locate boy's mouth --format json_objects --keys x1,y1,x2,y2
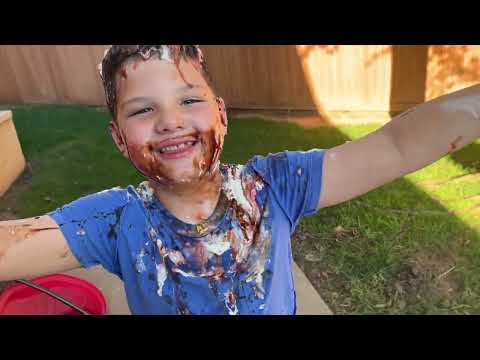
[
  {"x1": 158, "y1": 140, "x2": 197, "y2": 154},
  {"x1": 153, "y1": 136, "x2": 199, "y2": 160}
]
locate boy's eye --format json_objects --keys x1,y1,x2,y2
[
  {"x1": 182, "y1": 99, "x2": 203, "y2": 106},
  {"x1": 129, "y1": 107, "x2": 154, "y2": 117}
]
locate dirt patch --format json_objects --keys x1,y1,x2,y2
[
  {"x1": 306, "y1": 267, "x2": 351, "y2": 314},
  {"x1": 293, "y1": 223, "x2": 467, "y2": 314},
  {"x1": 292, "y1": 226, "x2": 356, "y2": 314},
  {"x1": 389, "y1": 250, "x2": 463, "y2": 308},
  {"x1": 0, "y1": 210, "x2": 18, "y2": 221},
  {"x1": 0, "y1": 162, "x2": 34, "y2": 220}
]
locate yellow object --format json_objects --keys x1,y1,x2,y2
[{"x1": 0, "y1": 111, "x2": 26, "y2": 197}]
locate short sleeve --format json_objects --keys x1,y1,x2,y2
[
  {"x1": 248, "y1": 149, "x2": 325, "y2": 228},
  {"x1": 48, "y1": 187, "x2": 130, "y2": 277}
]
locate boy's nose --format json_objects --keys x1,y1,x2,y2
[{"x1": 154, "y1": 111, "x2": 184, "y2": 133}]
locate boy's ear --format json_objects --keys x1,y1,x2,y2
[
  {"x1": 109, "y1": 120, "x2": 129, "y2": 158},
  {"x1": 216, "y1": 97, "x2": 228, "y2": 128}
]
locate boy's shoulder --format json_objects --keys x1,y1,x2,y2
[
  {"x1": 246, "y1": 149, "x2": 325, "y2": 180},
  {"x1": 52, "y1": 185, "x2": 142, "y2": 218},
  {"x1": 246, "y1": 151, "x2": 287, "y2": 177},
  {"x1": 245, "y1": 150, "x2": 305, "y2": 187}
]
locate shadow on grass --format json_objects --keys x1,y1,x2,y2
[{"x1": 450, "y1": 143, "x2": 480, "y2": 174}]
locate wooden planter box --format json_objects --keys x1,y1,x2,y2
[{"x1": 0, "y1": 111, "x2": 26, "y2": 197}]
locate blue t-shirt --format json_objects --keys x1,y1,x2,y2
[{"x1": 49, "y1": 150, "x2": 325, "y2": 315}]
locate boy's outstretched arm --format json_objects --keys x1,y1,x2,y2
[
  {"x1": 0, "y1": 216, "x2": 81, "y2": 281},
  {"x1": 318, "y1": 84, "x2": 480, "y2": 209}
]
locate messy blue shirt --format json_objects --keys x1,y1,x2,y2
[{"x1": 49, "y1": 150, "x2": 325, "y2": 315}]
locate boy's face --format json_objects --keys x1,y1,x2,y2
[{"x1": 110, "y1": 56, "x2": 227, "y2": 185}]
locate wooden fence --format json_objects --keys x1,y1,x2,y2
[{"x1": 0, "y1": 45, "x2": 479, "y2": 114}]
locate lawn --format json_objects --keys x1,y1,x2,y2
[{"x1": 1, "y1": 104, "x2": 480, "y2": 314}]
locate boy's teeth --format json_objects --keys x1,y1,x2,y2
[{"x1": 159, "y1": 141, "x2": 195, "y2": 153}]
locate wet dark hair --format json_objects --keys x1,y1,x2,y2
[{"x1": 98, "y1": 45, "x2": 216, "y2": 119}]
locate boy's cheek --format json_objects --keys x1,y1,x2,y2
[
  {"x1": 190, "y1": 105, "x2": 221, "y2": 131},
  {"x1": 122, "y1": 122, "x2": 152, "y2": 145},
  {"x1": 126, "y1": 142, "x2": 170, "y2": 182}
]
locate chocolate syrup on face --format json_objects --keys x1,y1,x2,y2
[
  {"x1": 121, "y1": 124, "x2": 224, "y2": 187},
  {"x1": 116, "y1": 49, "x2": 227, "y2": 187}
]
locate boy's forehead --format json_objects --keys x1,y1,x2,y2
[
  {"x1": 117, "y1": 56, "x2": 208, "y2": 89},
  {"x1": 123, "y1": 46, "x2": 175, "y2": 67},
  {"x1": 98, "y1": 45, "x2": 205, "y2": 78},
  {"x1": 98, "y1": 45, "x2": 173, "y2": 73}
]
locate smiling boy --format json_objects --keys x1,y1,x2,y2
[{"x1": 1, "y1": 45, "x2": 479, "y2": 314}]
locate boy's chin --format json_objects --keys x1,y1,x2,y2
[{"x1": 158, "y1": 168, "x2": 205, "y2": 185}]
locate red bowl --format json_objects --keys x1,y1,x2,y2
[{"x1": 0, "y1": 274, "x2": 107, "y2": 315}]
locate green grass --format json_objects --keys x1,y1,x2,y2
[{"x1": 1, "y1": 104, "x2": 480, "y2": 314}]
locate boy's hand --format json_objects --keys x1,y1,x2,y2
[
  {"x1": 318, "y1": 84, "x2": 480, "y2": 209},
  {"x1": 0, "y1": 216, "x2": 80, "y2": 281}
]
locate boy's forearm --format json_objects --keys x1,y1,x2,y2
[
  {"x1": 0, "y1": 217, "x2": 79, "y2": 281},
  {"x1": 382, "y1": 84, "x2": 480, "y2": 174}
]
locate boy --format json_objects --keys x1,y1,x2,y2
[{"x1": 0, "y1": 45, "x2": 479, "y2": 314}]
